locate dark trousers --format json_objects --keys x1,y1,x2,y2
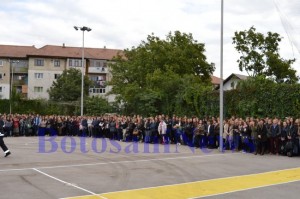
[
  {"x1": 185, "y1": 133, "x2": 194, "y2": 146},
  {"x1": 33, "y1": 125, "x2": 39, "y2": 136},
  {"x1": 38, "y1": 127, "x2": 46, "y2": 136},
  {"x1": 256, "y1": 140, "x2": 266, "y2": 154},
  {"x1": 0, "y1": 136, "x2": 9, "y2": 152},
  {"x1": 233, "y1": 134, "x2": 240, "y2": 151},
  {"x1": 194, "y1": 135, "x2": 200, "y2": 148},
  {"x1": 269, "y1": 137, "x2": 279, "y2": 154},
  {"x1": 194, "y1": 135, "x2": 206, "y2": 148},
  {"x1": 208, "y1": 135, "x2": 216, "y2": 148},
  {"x1": 92, "y1": 127, "x2": 99, "y2": 138},
  {"x1": 175, "y1": 129, "x2": 182, "y2": 144}
]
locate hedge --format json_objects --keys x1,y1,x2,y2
[{"x1": 1, "y1": 78, "x2": 299, "y2": 118}]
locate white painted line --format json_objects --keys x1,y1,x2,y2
[
  {"x1": 58, "y1": 194, "x2": 99, "y2": 199},
  {"x1": 0, "y1": 168, "x2": 33, "y2": 172},
  {"x1": 35, "y1": 154, "x2": 237, "y2": 169},
  {"x1": 32, "y1": 168, "x2": 107, "y2": 199},
  {"x1": 0, "y1": 152, "x2": 237, "y2": 172},
  {"x1": 99, "y1": 167, "x2": 300, "y2": 197},
  {"x1": 38, "y1": 153, "x2": 233, "y2": 170}
]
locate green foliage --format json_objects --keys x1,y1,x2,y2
[
  {"x1": 0, "y1": 97, "x2": 115, "y2": 116},
  {"x1": 0, "y1": 100, "x2": 9, "y2": 114},
  {"x1": 48, "y1": 68, "x2": 93, "y2": 101},
  {"x1": 109, "y1": 31, "x2": 215, "y2": 116},
  {"x1": 11, "y1": 87, "x2": 21, "y2": 102},
  {"x1": 225, "y1": 77, "x2": 300, "y2": 118},
  {"x1": 85, "y1": 96, "x2": 114, "y2": 115},
  {"x1": 175, "y1": 74, "x2": 216, "y2": 117},
  {"x1": 1, "y1": 77, "x2": 299, "y2": 118},
  {"x1": 233, "y1": 26, "x2": 298, "y2": 83}
]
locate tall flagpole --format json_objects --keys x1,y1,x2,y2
[{"x1": 219, "y1": 0, "x2": 224, "y2": 152}]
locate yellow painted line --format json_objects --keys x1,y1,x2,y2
[{"x1": 66, "y1": 167, "x2": 300, "y2": 199}]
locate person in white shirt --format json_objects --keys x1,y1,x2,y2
[
  {"x1": 158, "y1": 116, "x2": 167, "y2": 144},
  {"x1": 87, "y1": 117, "x2": 93, "y2": 137}
]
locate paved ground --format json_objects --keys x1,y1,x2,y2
[{"x1": 0, "y1": 137, "x2": 299, "y2": 199}]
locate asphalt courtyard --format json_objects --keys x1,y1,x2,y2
[{"x1": 0, "y1": 136, "x2": 299, "y2": 199}]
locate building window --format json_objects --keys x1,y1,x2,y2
[
  {"x1": 96, "y1": 61, "x2": 101, "y2": 67},
  {"x1": 89, "y1": 76, "x2": 97, "y2": 82},
  {"x1": 34, "y1": 87, "x2": 43, "y2": 92},
  {"x1": 34, "y1": 73, "x2": 43, "y2": 79},
  {"x1": 103, "y1": 62, "x2": 107, "y2": 67},
  {"x1": 54, "y1": 59, "x2": 60, "y2": 67},
  {"x1": 69, "y1": 59, "x2": 82, "y2": 67},
  {"x1": 75, "y1": 60, "x2": 80, "y2": 67},
  {"x1": 0, "y1": 73, "x2": 3, "y2": 79},
  {"x1": 34, "y1": 59, "x2": 44, "y2": 66},
  {"x1": 0, "y1": 60, "x2": 3, "y2": 66},
  {"x1": 0, "y1": 86, "x2": 2, "y2": 93},
  {"x1": 54, "y1": 74, "x2": 60, "y2": 79},
  {"x1": 89, "y1": 88, "x2": 106, "y2": 94}
]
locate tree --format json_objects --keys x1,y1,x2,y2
[
  {"x1": 233, "y1": 26, "x2": 298, "y2": 83},
  {"x1": 48, "y1": 68, "x2": 92, "y2": 101},
  {"x1": 85, "y1": 96, "x2": 114, "y2": 115},
  {"x1": 109, "y1": 31, "x2": 215, "y2": 116}
]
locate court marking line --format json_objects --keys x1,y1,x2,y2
[
  {"x1": 64, "y1": 179, "x2": 300, "y2": 199},
  {"x1": 58, "y1": 166, "x2": 300, "y2": 199},
  {"x1": 187, "y1": 179, "x2": 300, "y2": 199},
  {"x1": 63, "y1": 167, "x2": 300, "y2": 199},
  {"x1": 32, "y1": 168, "x2": 107, "y2": 199},
  {"x1": 99, "y1": 166, "x2": 300, "y2": 195},
  {"x1": 0, "y1": 152, "x2": 236, "y2": 172}
]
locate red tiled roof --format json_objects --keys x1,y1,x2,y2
[
  {"x1": 211, "y1": 75, "x2": 222, "y2": 85},
  {"x1": 27, "y1": 45, "x2": 122, "y2": 60},
  {"x1": 0, "y1": 45, "x2": 37, "y2": 58},
  {"x1": 0, "y1": 44, "x2": 122, "y2": 60}
]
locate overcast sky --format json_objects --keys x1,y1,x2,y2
[{"x1": 1, "y1": 0, "x2": 299, "y2": 78}]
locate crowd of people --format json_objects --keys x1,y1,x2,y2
[{"x1": 1, "y1": 113, "x2": 300, "y2": 157}]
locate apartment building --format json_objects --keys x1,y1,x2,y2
[
  {"x1": 0, "y1": 58, "x2": 10, "y2": 99},
  {"x1": 88, "y1": 57, "x2": 115, "y2": 102},
  {"x1": 0, "y1": 45, "x2": 37, "y2": 99},
  {"x1": 0, "y1": 44, "x2": 121, "y2": 101}
]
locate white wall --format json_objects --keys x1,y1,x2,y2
[
  {"x1": 223, "y1": 78, "x2": 239, "y2": 91},
  {"x1": 0, "y1": 84, "x2": 10, "y2": 99},
  {"x1": 106, "y1": 86, "x2": 116, "y2": 102},
  {"x1": 27, "y1": 70, "x2": 63, "y2": 99}
]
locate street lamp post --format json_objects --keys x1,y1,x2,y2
[
  {"x1": 10, "y1": 61, "x2": 14, "y2": 115},
  {"x1": 74, "y1": 26, "x2": 92, "y2": 116},
  {"x1": 219, "y1": 0, "x2": 224, "y2": 152},
  {"x1": 10, "y1": 60, "x2": 19, "y2": 115}
]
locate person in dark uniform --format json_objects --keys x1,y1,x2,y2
[
  {"x1": 269, "y1": 119, "x2": 281, "y2": 155},
  {"x1": 0, "y1": 117, "x2": 11, "y2": 157},
  {"x1": 256, "y1": 119, "x2": 267, "y2": 155},
  {"x1": 206, "y1": 120, "x2": 215, "y2": 149}
]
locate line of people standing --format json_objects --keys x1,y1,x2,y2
[{"x1": 1, "y1": 113, "x2": 299, "y2": 157}]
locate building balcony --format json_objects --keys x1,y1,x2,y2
[
  {"x1": 13, "y1": 79, "x2": 28, "y2": 86},
  {"x1": 88, "y1": 66, "x2": 108, "y2": 74},
  {"x1": 13, "y1": 67, "x2": 28, "y2": 73},
  {"x1": 89, "y1": 87, "x2": 106, "y2": 95}
]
